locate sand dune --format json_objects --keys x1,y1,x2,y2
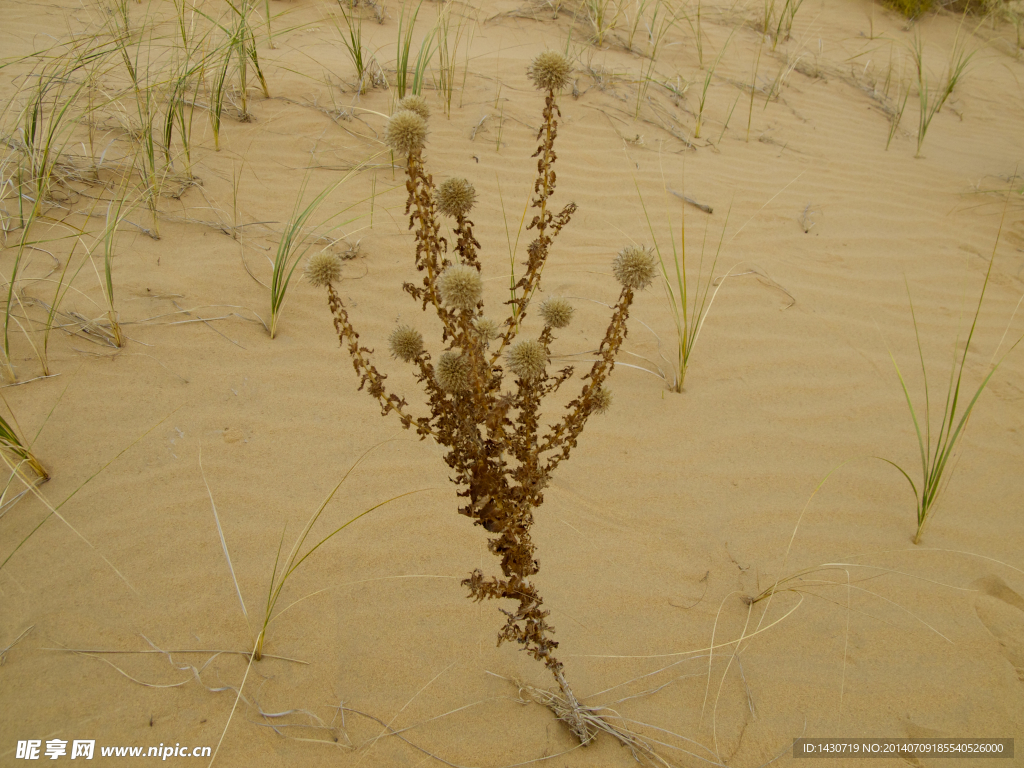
[{"x1": 1, "y1": 0, "x2": 1023, "y2": 765}]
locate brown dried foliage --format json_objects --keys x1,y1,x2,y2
[{"x1": 322, "y1": 75, "x2": 645, "y2": 744}]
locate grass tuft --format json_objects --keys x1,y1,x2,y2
[
  {"x1": 252, "y1": 446, "x2": 428, "y2": 661},
  {"x1": 394, "y1": 1, "x2": 424, "y2": 100},
  {"x1": 269, "y1": 166, "x2": 368, "y2": 339},
  {"x1": 336, "y1": 1, "x2": 370, "y2": 94},
  {"x1": 881, "y1": 210, "x2": 1024, "y2": 543},
  {"x1": 636, "y1": 175, "x2": 725, "y2": 392},
  {"x1": 909, "y1": 21, "x2": 975, "y2": 157}
]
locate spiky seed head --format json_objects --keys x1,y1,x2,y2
[
  {"x1": 397, "y1": 94, "x2": 430, "y2": 121},
  {"x1": 437, "y1": 264, "x2": 483, "y2": 310},
  {"x1": 473, "y1": 317, "x2": 501, "y2": 343},
  {"x1": 437, "y1": 177, "x2": 477, "y2": 218},
  {"x1": 528, "y1": 51, "x2": 572, "y2": 92},
  {"x1": 388, "y1": 325, "x2": 424, "y2": 362},
  {"x1": 384, "y1": 110, "x2": 427, "y2": 156},
  {"x1": 305, "y1": 251, "x2": 342, "y2": 287},
  {"x1": 539, "y1": 297, "x2": 574, "y2": 329},
  {"x1": 592, "y1": 386, "x2": 612, "y2": 415},
  {"x1": 435, "y1": 350, "x2": 471, "y2": 392},
  {"x1": 505, "y1": 339, "x2": 547, "y2": 380},
  {"x1": 613, "y1": 245, "x2": 657, "y2": 291}
]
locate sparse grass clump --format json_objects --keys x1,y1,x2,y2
[
  {"x1": 248, "y1": 450, "x2": 426, "y2": 661},
  {"x1": 394, "y1": 1, "x2": 436, "y2": 99},
  {"x1": 636, "y1": 179, "x2": 727, "y2": 393},
  {"x1": 270, "y1": 168, "x2": 364, "y2": 338},
  {"x1": 317, "y1": 51, "x2": 652, "y2": 744},
  {"x1": 909, "y1": 26, "x2": 975, "y2": 157},
  {"x1": 882, "y1": 216, "x2": 1024, "y2": 543},
  {"x1": 583, "y1": 0, "x2": 621, "y2": 46},
  {"x1": 335, "y1": 2, "x2": 370, "y2": 93},
  {"x1": 762, "y1": 0, "x2": 806, "y2": 44}
]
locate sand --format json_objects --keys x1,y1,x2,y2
[{"x1": 1, "y1": 0, "x2": 1023, "y2": 765}]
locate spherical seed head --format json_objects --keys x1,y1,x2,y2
[
  {"x1": 613, "y1": 245, "x2": 657, "y2": 291},
  {"x1": 435, "y1": 350, "x2": 471, "y2": 392},
  {"x1": 528, "y1": 51, "x2": 572, "y2": 92},
  {"x1": 384, "y1": 110, "x2": 427, "y2": 156},
  {"x1": 437, "y1": 177, "x2": 477, "y2": 218},
  {"x1": 592, "y1": 386, "x2": 612, "y2": 415},
  {"x1": 305, "y1": 251, "x2": 342, "y2": 287},
  {"x1": 388, "y1": 324, "x2": 424, "y2": 362},
  {"x1": 539, "y1": 297, "x2": 574, "y2": 329},
  {"x1": 437, "y1": 264, "x2": 483, "y2": 311},
  {"x1": 505, "y1": 339, "x2": 547, "y2": 380},
  {"x1": 473, "y1": 317, "x2": 501, "y2": 343},
  {"x1": 397, "y1": 94, "x2": 430, "y2": 121}
]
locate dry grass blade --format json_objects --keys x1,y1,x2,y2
[
  {"x1": 1, "y1": 625, "x2": 34, "y2": 663},
  {"x1": 0, "y1": 407, "x2": 177, "y2": 577},
  {"x1": 209, "y1": 637, "x2": 258, "y2": 767},
  {"x1": 514, "y1": 676, "x2": 711, "y2": 767},
  {"x1": 198, "y1": 441, "x2": 249, "y2": 626},
  {"x1": 1, "y1": 458, "x2": 137, "y2": 593},
  {"x1": 580, "y1": 595, "x2": 805, "y2": 660},
  {"x1": 357, "y1": 660, "x2": 458, "y2": 765},
  {"x1": 45, "y1": 646, "x2": 306, "y2": 663}
]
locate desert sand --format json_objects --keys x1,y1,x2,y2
[{"x1": 1, "y1": 0, "x2": 1023, "y2": 765}]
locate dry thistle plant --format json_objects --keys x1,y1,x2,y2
[{"x1": 313, "y1": 51, "x2": 655, "y2": 744}]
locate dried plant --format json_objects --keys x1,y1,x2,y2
[{"x1": 315, "y1": 52, "x2": 654, "y2": 743}]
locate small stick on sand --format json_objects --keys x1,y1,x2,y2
[{"x1": 667, "y1": 187, "x2": 713, "y2": 214}]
